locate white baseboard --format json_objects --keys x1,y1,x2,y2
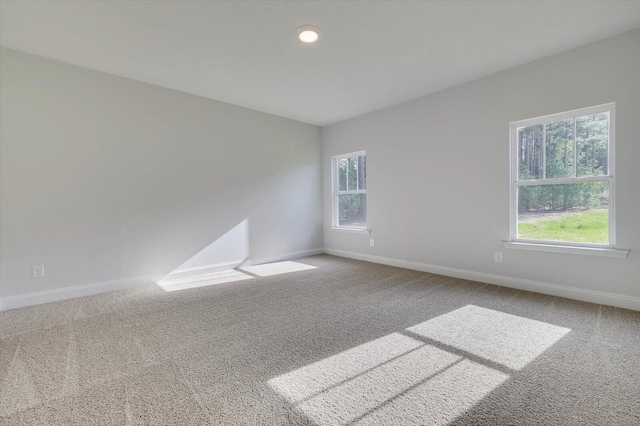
[
  {"x1": 156, "y1": 248, "x2": 324, "y2": 284},
  {"x1": 323, "y1": 248, "x2": 640, "y2": 311},
  {"x1": 160, "y1": 260, "x2": 245, "y2": 282},
  {"x1": 242, "y1": 248, "x2": 325, "y2": 267},
  {"x1": 0, "y1": 248, "x2": 325, "y2": 312},
  {"x1": 0, "y1": 273, "x2": 166, "y2": 312}
]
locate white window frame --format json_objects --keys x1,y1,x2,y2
[
  {"x1": 506, "y1": 103, "x2": 627, "y2": 257},
  {"x1": 331, "y1": 150, "x2": 369, "y2": 234}
]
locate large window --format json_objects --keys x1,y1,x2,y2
[
  {"x1": 332, "y1": 151, "x2": 367, "y2": 229},
  {"x1": 510, "y1": 103, "x2": 615, "y2": 248}
]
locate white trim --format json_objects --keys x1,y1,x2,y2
[
  {"x1": 509, "y1": 103, "x2": 617, "y2": 249},
  {"x1": 241, "y1": 248, "x2": 324, "y2": 267},
  {"x1": 510, "y1": 103, "x2": 616, "y2": 128},
  {"x1": 608, "y1": 104, "x2": 616, "y2": 246},
  {"x1": 0, "y1": 248, "x2": 324, "y2": 312},
  {"x1": 510, "y1": 236, "x2": 615, "y2": 250},
  {"x1": 323, "y1": 247, "x2": 640, "y2": 311},
  {"x1": 332, "y1": 150, "x2": 367, "y2": 229},
  {"x1": 333, "y1": 149, "x2": 366, "y2": 160},
  {"x1": 330, "y1": 226, "x2": 371, "y2": 235},
  {"x1": 503, "y1": 242, "x2": 628, "y2": 258},
  {"x1": 513, "y1": 175, "x2": 612, "y2": 186},
  {"x1": 0, "y1": 273, "x2": 166, "y2": 312},
  {"x1": 162, "y1": 260, "x2": 244, "y2": 280},
  {"x1": 335, "y1": 190, "x2": 367, "y2": 195}
]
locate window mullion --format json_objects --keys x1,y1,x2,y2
[
  {"x1": 514, "y1": 176, "x2": 610, "y2": 186},
  {"x1": 345, "y1": 157, "x2": 349, "y2": 191},
  {"x1": 337, "y1": 190, "x2": 366, "y2": 195},
  {"x1": 355, "y1": 157, "x2": 359, "y2": 190},
  {"x1": 542, "y1": 123, "x2": 546, "y2": 179},
  {"x1": 333, "y1": 158, "x2": 338, "y2": 227},
  {"x1": 573, "y1": 118, "x2": 577, "y2": 178}
]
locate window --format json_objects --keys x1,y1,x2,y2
[
  {"x1": 510, "y1": 103, "x2": 615, "y2": 248},
  {"x1": 332, "y1": 151, "x2": 367, "y2": 230}
]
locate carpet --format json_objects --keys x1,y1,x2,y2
[{"x1": 1, "y1": 255, "x2": 638, "y2": 425}]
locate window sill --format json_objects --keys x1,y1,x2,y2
[
  {"x1": 330, "y1": 226, "x2": 371, "y2": 235},
  {"x1": 503, "y1": 242, "x2": 629, "y2": 258}
]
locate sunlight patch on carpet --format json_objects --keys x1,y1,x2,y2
[
  {"x1": 269, "y1": 305, "x2": 570, "y2": 425},
  {"x1": 269, "y1": 333, "x2": 423, "y2": 403},
  {"x1": 239, "y1": 261, "x2": 316, "y2": 277},
  {"x1": 352, "y1": 359, "x2": 508, "y2": 426},
  {"x1": 294, "y1": 345, "x2": 467, "y2": 425},
  {"x1": 407, "y1": 305, "x2": 571, "y2": 370},
  {"x1": 156, "y1": 270, "x2": 253, "y2": 292},
  {"x1": 156, "y1": 260, "x2": 316, "y2": 292}
]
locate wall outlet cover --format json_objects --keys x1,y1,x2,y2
[{"x1": 32, "y1": 265, "x2": 45, "y2": 278}]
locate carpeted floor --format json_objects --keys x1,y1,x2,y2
[{"x1": 1, "y1": 254, "x2": 639, "y2": 425}]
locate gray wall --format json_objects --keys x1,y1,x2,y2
[
  {"x1": 2, "y1": 29, "x2": 639, "y2": 309},
  {"x1": 1, "y1": 47, "x2": 323, "y2": 300},
  {"x1": 323, "y1": 30, "x2": 640, "y2": 302}
]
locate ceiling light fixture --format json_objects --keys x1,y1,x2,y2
[{"x1": 296, "y1": 25, "x2": 321, "y2": 43}]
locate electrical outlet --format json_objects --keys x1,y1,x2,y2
[
  {"x1": 370, "y1": 239, "x2": 375, "y2": 247},
  {"x1": 494, "y1": 252, "x2": 503, "y2": 263},
  {"x1": 32, "y1": 265, "x2": 45, "y2": 278}
]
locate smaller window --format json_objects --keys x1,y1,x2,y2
[
  {"x1": 510, "y1": 103, "x2": 615, "y2": 248},
  {"x1": 332, "y1": 151, "x2": 367, "y2": 229}
]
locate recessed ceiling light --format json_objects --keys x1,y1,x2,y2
[{"x1": 296, "y1": 25, "x2": 321, "y2": 44}]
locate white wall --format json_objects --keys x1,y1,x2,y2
[
  {"x1": 0, "y1": 47, "x2": 323, "y2": 308},
  {"x1": 323, "y1": 29, "x2": 640, "y2": 308}
]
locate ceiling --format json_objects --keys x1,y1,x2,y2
[{"x1": 1, "y1": 1, "x2": 640, "y2": 126}]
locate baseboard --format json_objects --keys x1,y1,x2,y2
[
  {"x1": 323, "y1": 247, "x2": 640, "y2": 311},
  {"x1": 0, "y1": 273, "x2": 166, "y2": 312},
  {"x1": 2, "y1": 246, "x2": 636, "y2": 312},
  {"x1": 156, "y1": 248, "x2": 324, "y2": 284},
  {"x1": 160, "y1": 260, "x2": 245, "y2": 282},
  {"x1": 0, "y1": 247, "x2": 325, "y2": 312},
  {"x1": 242, "y1": 248, "x2": 325, "y2": 267}
]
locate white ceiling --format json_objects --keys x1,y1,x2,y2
[{"x1": 2, "y1": 1, "x2": 640, "y2": 126}]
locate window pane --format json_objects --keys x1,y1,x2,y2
[
  {"x1": 517, "y1": 182, "x2": 609, "y2": 244},
  {"x1": 357, "y1": 155, "x2": 366, "y2": 190},
  {"x1": 518, "y1": 124, "x2": 543, "y2": 180},
  {"x1": 545, "y1": 119, "x2": 574, "y2": 178},
  {"x1": 338, "y1": 194, "x2": 367, "y2": 227},
  {"x1": 576, "y1": 112, "x2": 608, "y2": 177},
  {"x1": 338, "y1": 158, "x2": 348, "y2": 191},
  {"x1": 348, "y1": 156, "x2": 359, "y2": 190}
]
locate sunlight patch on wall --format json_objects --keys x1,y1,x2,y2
[
  {"x1": 159, "y1": 219, "x2": 250, "y2": 282},
  {"x1": 157, "y1": 270, "x2": 253, "y2": 292},
  {"x1": 407, "y1": 305, "x2": 571, "y2": 370},
  {"x1": 239, "y1": 260, "x2": 316, "y2": 277}
]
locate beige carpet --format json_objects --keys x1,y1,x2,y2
[{"x1": 1, "y1": 254, "x2": 639, "y2": 425}]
